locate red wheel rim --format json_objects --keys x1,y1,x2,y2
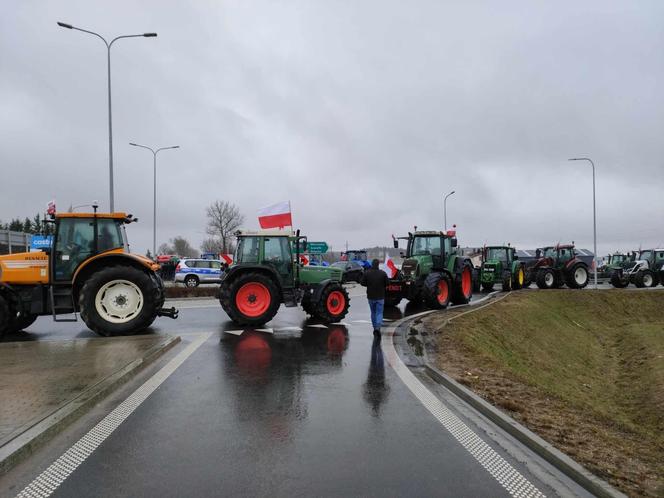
[
  {"x1": 235, "y1": 282, "x2": 271, "y2": 317},
  {"x1": 326, "y1": 290, "x2": 346, "y2": 316},
  {"x1": 437, "y1": 280, "x2": 449, "y2": 304},
  {"x1": 461, "y1": 268, "x2": 472, "y2": 297}
]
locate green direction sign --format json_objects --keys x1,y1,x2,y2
[{"x1": 306, "y1": 241, "x2": 328, "y2": 254}]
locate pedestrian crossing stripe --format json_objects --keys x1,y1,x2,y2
[
  {"x1": 308, "y1": 324, "x2": 328, "y2": 329},
  {"x1": 224, "y1": 329, "x2": 244, "y2": 336},
  {"x1": 256, "y1": 328, "x2": 274, "y2": 334}
]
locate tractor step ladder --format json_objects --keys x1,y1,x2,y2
[{"x1": 49, "y1": 285, "x2": 78, "y2": 322}]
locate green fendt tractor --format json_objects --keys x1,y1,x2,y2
[
  {"x1": 479, "y1": 246, "x2": 526, "y2": 292},
  {"x1": 610, "y1": 249, "x2": 664, "y2": 288},
  {"x1": 385, "y1": 229, "x2": 473, "y2": 309},
  {"x1": 219, "y1": 230, "x2": 350, "y2": 326}
]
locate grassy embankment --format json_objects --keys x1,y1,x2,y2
[{"x1": 423, "y1": 290, "x2": 664, "y2": 497}]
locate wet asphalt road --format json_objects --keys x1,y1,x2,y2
[{"x1": 3, "y1": 286, "x2": 594, "y2": 497}]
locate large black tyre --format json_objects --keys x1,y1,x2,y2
[
  {"x1": 481, "y1": 282, "x2": 494, "y2": 292},
  {"x1": 424, "y1": 272, "x2": 451, "y2": 309},
  {"x1": 502, "y1": 272, "x2": 512, "y2": 292},
  {"x1": 565, "y1": 263, "x2": 589, "y2": 289},
  {"x1": 220, "y1": 272, "x2": 280, "y2": 326},
  {"x1": 536, "y1": 269, "x2": 556, "y2": 289},
  {"x1": 79, "y1": 265, "x2": 161, "y2": 337},
  {"x1": 610, "y1": 271, "x2": 629, "y2": 288},
  {"x1": 451, "y1": 265, "x2": 473, "y2": 305},
  {"x1": 301, "y1": 294, "x2": 316, "y2": 316},
  {"x1": 384, "y1": 295, "x2": 402, "y2": 307},
  {"x1": 634, "y1": 269, "x2": 657, "y2": 288},
  {"x1": 314, "y1": 283, "x2": 350, "y2": 322},
  {"x1": 0, "y1": 294, "x2": 10, "y2": 338},
  {"x1": 8, "y1": 313, "x2": 38, "y2": 334}
]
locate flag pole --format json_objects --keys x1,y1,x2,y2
[{"x1": 289, "y1": 200, "x2": 293, "y2": 234}]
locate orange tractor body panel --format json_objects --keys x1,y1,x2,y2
[{"x1": 0, "y1": 252, "x2": 50, "y2": 285}]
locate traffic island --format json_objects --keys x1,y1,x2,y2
[
  {"x1": 0, "y1": 334, "x2": 180, "y2": 475},
  {"x1": 417, "y1": 290, "x2": 663, "y2": 498}
]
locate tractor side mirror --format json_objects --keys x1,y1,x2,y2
[
  {"x1": 514, "y1": 255, "x2": 519, "y2": 260},
  {"x1": 400, "y1": 251, "x2": 405, "y2": 258},
  {"x1": 393, "y1": 239, "x2": 399, "y2": 249},
  {"x1": 451, "y1": 238, "x2": 458, "y2": 248}
]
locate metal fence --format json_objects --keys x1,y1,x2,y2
[{"x1": 0, "y1": 230, "x2": 31, "y2": 254}]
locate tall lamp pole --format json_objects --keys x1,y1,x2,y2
[
  {"x1": 444, "y1": 190, "x2": 455, "y2": 231},
  {"x1": 129, "y1": 143, "x2": 179, "y2": 257},
  {"x1": 569, "y1": 157, "x2": 597, "y2": 289},
  {"x1": 57, "y1": 22, "x2": 157, "y2": 212}
]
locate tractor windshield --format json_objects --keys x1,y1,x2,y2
[
  {"x1": 639, "y1": 250, "x2": 653, "y2": 261},
  {"x1": 543, "y1": 247, "x2": 556, "y2": 258},
  {"x1": 486, "y1": 248, "x2": 508, "y2": 262},
  {"x1": 611, "y1": 254, "x2": 626, "y2": 264},
  {"x1": 235, "y1": 237, "x2": 260, "y2": 264},
  {"x1": 411, "y1": 236, "x2": 441, "y2": 256}
]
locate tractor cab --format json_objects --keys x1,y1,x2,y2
[
  {"x1": 341, "y1": 249, "x2": 371, "y2": 269},
  {"x1": 396, "y1": 231, "x2": 457, "y2": 277}
]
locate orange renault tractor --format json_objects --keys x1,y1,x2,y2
[{"x1": 0, "y1": 205, "x2": 177, "y2": 338}]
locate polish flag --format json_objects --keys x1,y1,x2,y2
[
  {"x1": 300, "y1": 254, "x2": 309, "y2": 265},
  {"x1": 258, "y1": 201, "x2": 292, "y2": 229},
  {"x1": 220, "y1": 254, "x2": 233, "y2": 265},
  {"x1": 383, "y1": 255, "x2": 398, "y2": 278}
]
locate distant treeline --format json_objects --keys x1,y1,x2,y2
[{"x1": 0, "y1": 214, "x2": 54, "y2": 235}]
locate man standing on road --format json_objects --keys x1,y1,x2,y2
[{"x1": 361, "y1": 259, "x2": 388, "y2": 338}]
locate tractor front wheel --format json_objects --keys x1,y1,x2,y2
[
  {"x1": 9, "y1": 312, "x2": 38, "y2": 334},
  {"x1": 513, "y1": 266, "x2": 525, "y2": 290},
  {"x1": 0, "y1": 295, "x2": 10, "y2": 338},
  {"x1": 79, "y1": 265, "x2": 161, "y2": 337},
  {"x1": 634, "y1": 269, "x2": 657, "y2": 288},
  {"x1": 502, "y1": 272, "x2": 512, "y2": 292},
  {"x1": 424, "y1": 273, "x2": 451, "y2": 309},
  {"x1": 384, "y1": 296, "x2": 402, "y2": 307},
  {"x1": 314, "y1": 283, "x2": 350, "y2": 322},
  {"x1": 536, "y1": 269, "x2": 556, "y2": 289},
  {"x1": 221, "y1": 272, "x2": 280, "y2": 326},
  {"x1": 610, "y1": 271, "x2": 629, "y2": 288},
  {"x1": 451, "y1": 265, "x2": 473, "y2": 305},
  {"x1": 481, "y1": 282, "x2": 494, "y2": 292}
]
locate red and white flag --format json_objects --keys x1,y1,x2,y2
[
  {"x1": 258, "y1": 201, "x2": 292, "y2": 229},
  {"x1": 383, "y1": 255, "x2": 398, "y2": 278}
]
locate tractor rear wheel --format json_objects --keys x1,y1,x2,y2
[
  {"x1": 79, "y1": 265, "x2": 161, "y2": 337},
  {"x1": 221, "y1": 272, "x2": 280, "y2": 326},
  {"x1": 314, "y1": 283, "x2": 350, "y2": 322},
  {"x1": 565, "y1": 264, "x2": 589, "y2": 289},
  {"x1": 536, "y1": 269, "x2": 556, "y2": 289},
  {"x1": 424, "y1": 273, "x2": 451, "y2": 309},
  {"x1": 634, "y1": 269, "x2": 657, "y2": 288},
  {"x1": 0, "y1": 295, "x2": 10, "y2": 338},
  {"x1": 8, "y1": 312, "x2": 38, "y2": 334},
  {"x1": 610, "y1": 271, "x2": 629, "y2": 288},
  {"x1": 513, "y1": 266, "x2": 525, "y2": 290},
  {"x1": 451, "y1": 265, "x2": 473, "y2": 305}
]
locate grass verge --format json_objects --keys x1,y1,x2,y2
[{"x1": 422, "y1": 290, "x2": 664, "y2": 497}]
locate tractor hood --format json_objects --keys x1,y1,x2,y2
[
  {"x1": 300, "y1": 265, "x2": 343, "y2": 284},
  {"x1": 401, "y1": 255, "x2": 432, "y2": 279},
  {"x1": 0, "y1": 251, "x2": 50, "y2": 285}
]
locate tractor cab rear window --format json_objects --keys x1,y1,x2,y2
[
  {"x1": 412, "y1": 236, "x2": 441, "y2": 256},
  {"x1": 487, "y1": 248, "x2": 508, "y2": 262},
  {"x1": 236, "y1": 237, "x2": 260, "y2": 264}
]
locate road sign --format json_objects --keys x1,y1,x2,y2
[
  {"x1": 31, "y1": 235, "x2": 53, "y2": 250},
  {"x1": 306, "y1": 241, "x2": 328, "y2": 254}
]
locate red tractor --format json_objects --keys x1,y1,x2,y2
[{"x1": 529, "y1": 244, "x2": 590, "y2": 289}]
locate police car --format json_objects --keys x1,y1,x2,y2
[{"x1": 175, "y1": 258, "x2": 224, "y2": 287}]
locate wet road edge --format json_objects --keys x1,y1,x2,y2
[
  {"x1": 0, "y1": 335, "x2": 181, "y2": 476},
  {"x1": 388, "y1": 295, "x2": 626, "y2": 498}
]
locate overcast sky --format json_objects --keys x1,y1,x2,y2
[{"x1": 2, "y1": 1, "x2": 663, "y2": 256}]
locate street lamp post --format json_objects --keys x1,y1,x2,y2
[
  {"x1": 444, "y1": 190, "x2": 455, "y2": 231},
  {"x1": 129, "y1": 143, "x2": 179, "y2": 257},
  {"x1": 569, "y1": 157, "x2": 597, "y2": 289},
  {"x1": 57, "y1": 22, "x2": 157, "y2": 212}
]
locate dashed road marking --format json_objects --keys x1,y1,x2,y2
[
  {"x1": 274, "y1": 326, "x2": 303, "y2": 332},
  {"x1": 308, "y1": 324, "x2": 328, "y2": 329},
  {"x1": 256, "y1": 328, "x2": 274, "y2": 334},
  {"x1": 16, "y1": 333, "x2": 212, "y2": 498},
  {"x1": 383, "y1": 328, "x2": 545, "y2": 498},
  {"x1": 224, "y1": 329, "x2": 244, "y2": 336}
]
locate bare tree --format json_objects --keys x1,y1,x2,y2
[
  {"x1": 200, "y1": 237, "x2": 224, "y2": 254},
  {"x1": 171, "y1": 236, "x2": 198, "y2": 258},
  {"x1": 205, "y1": 201, "x2": 244, "y2": 254},
  {"x1": 157, "y1": 242, "x2": 173, "y2": 255}
]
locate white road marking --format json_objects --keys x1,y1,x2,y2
[
  {"x1": 224, "y1": 329, "x2": 244, "y2": 336},
  {"x1": 383, "y1": 328, "x2": 545, "y2": 498},
  {"x1": 352, "y1": 320, "x2": 372, "y2": 324},
  {"x1": 256, "y1": 328, "x2": 274, "y2": 334},
  {"x1": 16, "y1": 333, "x2": 212, "y2": 498},
  {"x1": 308, "y1": 324, "x2": 328, "y2": 329},
  {"x1": 331, "y1": 322, "x2": 350, "y2": 326},
  {"x1": 274, "y1": 326, "x2": 303, "y2": 332}
]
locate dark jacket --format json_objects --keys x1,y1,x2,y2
[{"x1": 361, "y1": 268, "x2": 388, "y2": 300}]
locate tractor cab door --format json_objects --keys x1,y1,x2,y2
[
  {"x1": 557, "y1": 247, "x2": 573, "y2": 266},
  {"x1": 52, "y1": 217, "x2": 124, "y2": 282},
  {"x1": 262, "y1": 237, "x2": 293, "y2": 286}
]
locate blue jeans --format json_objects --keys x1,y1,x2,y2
[{"x1": 368, "y1": 299, "x2": 384, "y2": 330}]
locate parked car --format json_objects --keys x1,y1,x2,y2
[
  {"x1": 331, "y1": 260, "x2": 364, "y2": 283},
  {"x1": 175, "y1": 258, "x2": 224, "y2": 287}
]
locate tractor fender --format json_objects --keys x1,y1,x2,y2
[
  {"x1": 219, "y1": 265, "x2": 281, "y2": 293},
  {"x1": 311, "y1": 279, "x2": 335, "y2": 303},
  {"x1": 71, "y1": 252, "x2": 160, "y2": 299}
]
